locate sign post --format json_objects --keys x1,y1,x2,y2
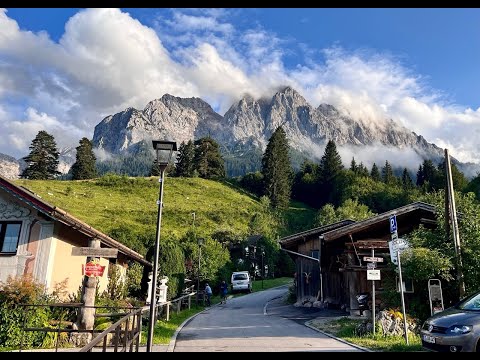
[
  {"x1": 364, "y1": 253, "x2": 384, "y2": 336},
  {"x1": 371, "y1": 249, "x2": 375, "y2": 335},
  {"x1": 389, "y1": 214, "x2": 409, "y2": 345},
  {"x1": 397, "y1": 249, "x2": 409, "y2": 345}
]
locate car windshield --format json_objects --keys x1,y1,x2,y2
[
  {"x1": 457, "y1": 292, "x2": 480, "y2": 311},
  {"x1": 233, "y1": 274, "x2": 248, "y2": 280}
]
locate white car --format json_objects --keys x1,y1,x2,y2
[{"x1": 231, "y1": 271, "x2": 252, "y2": 293}]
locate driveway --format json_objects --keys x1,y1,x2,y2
[{"x1": 173, "y1": 285, "x2": 362, "y2": 352}]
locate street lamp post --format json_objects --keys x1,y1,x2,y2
[
  {"x1": 197, "y1": 237, "x2": 204, "y2": 304},
  {"x1": 261, "y1": 247, "x2": 265, "y2": 289},
  {"x1": 146, "y1": 140, "x2": 177, "y2": 353}
]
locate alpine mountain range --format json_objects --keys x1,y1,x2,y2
[{"x1": 1, "y1": 86, "x2": 477, "y2": 179}]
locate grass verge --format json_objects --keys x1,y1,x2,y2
[
  {"x1": 251, "y1": 277, "x2": 293, "y2": 292},
  {"x1": 143, "y1": 305, "x2": 205, "y2": 345},
  {"x1": 309, "y1": 317, "x2": 424, "y2": 352}
]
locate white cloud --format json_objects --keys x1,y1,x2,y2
[{"x1": 0, "y1": 7, "x2": 480, "y2": 171}]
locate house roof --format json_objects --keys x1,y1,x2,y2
[
  {"x1": 279, "y1": 219, "x2": 356, "y2": 249},
  {"x1": 0, "y1": 175, "x2": 151, "y2": 267},
  {"x1": 321, "y1": 201, "x2": 436, "y2": 242},
  {"x1": 279, "y1": 201, "x2": 437, "y2": 249}
]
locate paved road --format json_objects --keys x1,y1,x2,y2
[{"x1": 173, "y1": 286, "x2": 361, "y2": 352}]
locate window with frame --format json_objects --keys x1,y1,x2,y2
[{"x1": 0, "y1": 221, "x2": 22, "y2": 254}]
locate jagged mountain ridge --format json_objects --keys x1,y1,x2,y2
[
  {"x1": 92, "y1": 86, "x2": 448, "y2": 175},
  {"x1": 0, "y1": 153, "x2": 21, "y2": 179}
]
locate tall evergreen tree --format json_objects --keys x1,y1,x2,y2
[
  {"x1": 382, "y1": 160, "x2": 394, "y2": 184},
  {"x1": 416, "y1": 164, "x2": 424, "y2": 187},
  {"x1": 318, "y1": 140, "x2": 344, "y2": 206},
  {"x1": 261, "y1": 126, "x2": 292, "y2": 209},
  {"x1": 175, "y1": 140, "x2": 195, "y2": 177},
  {"x1": 350, "y1": 157, "x2": 357, "y2": 172},
  {"x1": 193, "y1": 136, "x2": 225, "y2": 179},
  {"x1": 401, "y1": 168, "x2": 413, "y2": 190},
  {"x1": 370, "y1": 163, "x2": 381, "y2": 182},
  {"x1": 21, "y1": 130, "x2": 60, "y2": 180},
  {"x1": 357, "y1": 162, "x2": 370, "y2": 177},
  {"x1": 437, "y1": 160, "x2": 468, "y2": 191},
  {"x1": 71, "y1": 137, "x2": 97, "y2": 180}
]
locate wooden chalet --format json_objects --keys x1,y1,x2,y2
[{"x1": 280, "y1": 202, "x2": 437, "y2": 314}]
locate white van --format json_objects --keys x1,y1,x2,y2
[{"x1": 231, "y1": 271, "x2": 252, "y2": 293}]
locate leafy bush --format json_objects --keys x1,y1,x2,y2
[{"x1": 0, "y1": 275, "x2": 51, "y2": 348}]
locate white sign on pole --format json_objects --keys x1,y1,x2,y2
[
  {"x1": 389, "y1": 238, "x2": 409, "y2": 265},
  {"x1": 367, "y1": 270, "x2": 381, "y2": 280},
  {"x1": 363, "y1": 256, "x2": 384, "y2": 263}
]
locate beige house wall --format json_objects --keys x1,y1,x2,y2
[{"x1": 50, "y1": 236, "x2": 110, "y2": 297}]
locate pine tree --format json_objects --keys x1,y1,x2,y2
[
  {"x1": 416, "y1": 164, "x2": 424, "y2": 186},
  {"x1": 193, "y1": 136, "x2": 225, "y2": 179},
  {"x1": 358, "y1": 162, "x2": 370, "y2": 177},
  {"x1": 382, "y1": 160, "x2": 394, "y2": 184},
  {"x1": 437, "y1": 160, "x2": 468, "y2": 191},
  {"x1": 175, "y1": 140, "x2": 195, "y2": 177},
  {"x1": 401, "y1": 168, "x2": 413, "y2": 190},
  {"x1": 318, "y1": 140, "x2": 344, "y2": 206},
  {"x1": 71, "y1": 137, "x2": 97, "y2": 180},
  {"x1": 261, "y1": 126, "x2": 292, "y2": 209},
  {"x1": 350, "y1": 157, "x2": 357, "y2": 172},
  {"x1": 371, "y1": 163, "x2": 381, "y2": 182},
  {"x1": 21, "y1": 130, "x2": 60, "y2": 180}
]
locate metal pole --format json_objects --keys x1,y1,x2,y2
[
  {"x1": 198, "y1": 243, "x2": 202, "y2": 302},
  {"x1": 146, "y1": 167, "x2": 166, "y2": 352},
  {"x1": 372, "y1": 249, "x2": 375, "y2": 336},
  {"x1": 261, "y1": 250, "x2": 264, "y2": 289},
  {"x1": 445, "y1": 149, "x2": 466, "y2": 299},
  {"x1": 397, "y1": 250, "x2": 409, "y2": 345}
]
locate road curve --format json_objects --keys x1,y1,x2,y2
[{"x1": 173, "y1": 286, "x2": 361, "y2": 352}]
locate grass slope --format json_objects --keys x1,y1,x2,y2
[{"x1": 16, "y1": 176, "x2": 316, "y2": 255}]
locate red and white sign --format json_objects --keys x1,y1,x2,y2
[{"x1": 82, "y1": 260, "x2": 106, "y2": 277}]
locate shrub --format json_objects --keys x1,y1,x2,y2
[{"x1": 0, "y1": 275, "x2": 51, "y2": 348}]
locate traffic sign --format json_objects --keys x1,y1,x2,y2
[
  {"x1": 367, "y1": 262, "x2": 376, "y2": 269},
  {"x1": 389, "y1": 238, "x2": 409, "y2": 265},
  {"x1": 363, "y1": 256, "x2": 384, "y2": 263},
  {"x1": 389, "y1": 215, "x2": 397, "y2": 233},
  {"x1": 82, "y1": 260, "x2": 106, "y2": 277},
  {"x1": 367, "y1": 270, "x2": 381, "y2": 280}
]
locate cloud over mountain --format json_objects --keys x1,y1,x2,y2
[{"x1": 1, "y1": 8, "x2": 480, "y2": 166}]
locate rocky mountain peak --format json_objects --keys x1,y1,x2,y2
[
  {"x1": 0, "y1": 153, "x2": 21, "y2": 179},
  {"x1": 91, "y1": 86, "x2": 464, "y2": 177}
]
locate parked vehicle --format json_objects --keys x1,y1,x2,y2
[
  {"x1": 421, "y1": 290, "x2": 480, "y2": 352},
  {"x1": 231, "y1": 271, "x2": 252, "y2": 293}
]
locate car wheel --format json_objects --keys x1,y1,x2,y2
[{"x1": 476, "y1": 339, "x2": 480, "y2": 352}]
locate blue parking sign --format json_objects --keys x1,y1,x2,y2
[{"x1": 389, "y1": 215, "x2": 397, "y2": 233}]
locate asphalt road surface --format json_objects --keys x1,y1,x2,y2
[{"x1": 173, "y1": 285, "x2": 362, "y2": 352}]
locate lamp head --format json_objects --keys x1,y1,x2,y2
[{"x1": 152, "y1": 140, "x2": 177, "y2": 168}]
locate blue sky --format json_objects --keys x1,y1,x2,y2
[{"x1": 1, "y1": 8, "x2": 480, "y2": 168}]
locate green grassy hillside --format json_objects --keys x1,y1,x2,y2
[{"x1": 16, "y1": 176, "x2": 316, "y2": 255}]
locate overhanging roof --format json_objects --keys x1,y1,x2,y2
[
  {"x1": 0, "y1": 175, "x2": 151, "y2": 267},
  {"x1": 279, "y1": 219, "x2": 356, "y2": 249},
  {"x1": 322, "y1": 201, "x2": 436, "y2": 242}
]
